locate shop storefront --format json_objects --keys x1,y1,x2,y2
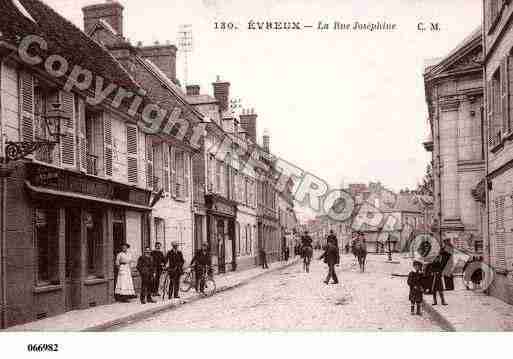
[
  {"x1": 205, "y1": 194, "x2": 237, "y2": 274},
  {"x1": 3, "y1": 162, "x2": 151, "y2": 327}
]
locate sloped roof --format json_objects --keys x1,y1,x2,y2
[{"x1": 0, "y1": 0, "x2": 141, "y2": 92}]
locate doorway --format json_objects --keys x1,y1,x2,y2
[
  {"x1": 217, "y1": 220, "x2": 225, "y2": 273},
  {"x1": 65, "y1": 208, "x2": 81, "y2": 311},
  {"x1": 112, "y1": 210, "x2": 125, "y2": 290}
]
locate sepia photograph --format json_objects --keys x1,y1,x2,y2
[{"x1": 0, "y1": 0, "x2": 511, "y2": 356}]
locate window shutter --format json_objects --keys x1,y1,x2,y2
[
  {"x1": 163, "y1": 143, "x2": 170, "y2": 193},
  {"x1": 495, "y1": 197, "x2": 506, "y2": 270},
  {"x1": 126, "y1": 124, "x2": 138, "y2": 184},
  {"x1": 171, "y1": 146, "x2": 177, "y2": 197},
  {"x1": 103, "y1": 113, "x2": 113, "y2": 177},
  {"x1": 78, "y1": 99, "x2": 87, "y2": 172},
  {"x1": 19, "y1": 71, "x2": 34, "y2": 144},
  {"x1": 60, "y1": 91, "x2": 76, "y2": 168},
  {"x1": 502, "y1": 56, "x2": 511, "y2": 133},
  {"x1": 488, "y1": 80, "x2": 494, "y2": 146},
  {"x1": 145, "y1": 137, "x2": 153, "y2": 189},
  {"x1": 184, "y1": 152, "x2": 190, "y2": 197}
]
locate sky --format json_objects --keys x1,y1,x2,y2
[{"x1": 43, "y1": 0, "x2": 482, "y2": 219}]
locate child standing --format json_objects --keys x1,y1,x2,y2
[{"x1": 407, "y1": 260, "x2": 424, "y2": 316}]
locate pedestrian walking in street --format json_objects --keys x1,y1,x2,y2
[
  {"x1": 137, "y1": 247, "x2": 156, "y2": 304},
  {"x1": 259, "y1": 248, "x2": 269, "y2": 269},
  {"x1": 319, "y1": 241, "x2": 339, "y2": 284},
  {"x1": 114, "y1": 243, "x2": 136, "y2": 302},
  {"x1": 430, "y1": 253, "x2": 448, "y2": 306},
  {"x1": 190, "y1": 243, "x2": 212, "y2": 293},
  {"x1": 151, "y1": 242, "x2": 165, "y2": 296},
  {"x1": 407, "y1": 260, "x2": 424, "y2": 315},
  {"x1": 166, "y1": 241, "x2": 185, "y2": 299}
]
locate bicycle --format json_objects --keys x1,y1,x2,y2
[{"x1": 180, "y1": 266, "x2": 216, "y2": 297}]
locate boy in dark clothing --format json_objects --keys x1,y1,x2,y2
[
  {"x1": 137, "y1": 247, "x2": 156, "y2": 304},
  {"x1": 190, "y1": 243, "x2": 211, "y2": 293},
  {"x1": 408, "y1": 260, "x2": 424, "y2": 315}
]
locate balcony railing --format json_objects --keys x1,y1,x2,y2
[{"x1": 86, "y1": 153, "x2": 98, "y2": 176}]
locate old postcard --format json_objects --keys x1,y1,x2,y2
[{"x1": 0, "y1": 0, "x2": 510, "y2": 356}]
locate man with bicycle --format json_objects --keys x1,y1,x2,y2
[
  {"x1": 165, "y1": 241, "x2": 185, "y2": 299},
  {"x1": 190, "y1": 243, "x2": 212, "y2": 294}
]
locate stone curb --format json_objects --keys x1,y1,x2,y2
[
  {"x1": 85, "y1": 259, "x2": 300, "y2": 331},
  {"x1": 422, "y1": 301, "x2": 456, "y2": 332}
]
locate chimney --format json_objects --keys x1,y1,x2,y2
[
  {"x1": 83, "y1": 1, "x2": 124, "y2": 37},
  {"x1": 138, "y1": 43, "x2": 178, "y2": 84},
  {"x1": 186, "y1": 85, "x2": 200, "y2": 96},
  {"x1": 263, "y1": 129, "x2": 270, "y2": 153},
  {"x1": 239, "y1": 108, "x2": 257, "y2": 142},
  {"x1": 212, "y1": 76, "x2": 230, "y2": 112}
]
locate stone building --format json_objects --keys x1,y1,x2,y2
[
  {"x1": 423, "y1": 27, "x2": 485, "y2": 254},
  {"x1": 0, "y1": 0, "x2": 170, "y2": 327},
  {"x1": 482, "y1": 0, "x2": 513, "y2": 304},
  {"x1": 82, "y1": 0, "x2": 202, "y2": 264}
]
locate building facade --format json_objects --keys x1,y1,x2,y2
[
  {"x1": 482, "y1": 0, "x2": 513, "y2": 304},
  {"x1": 423, "y1": 28, "x2": 485, "y2": 254}
]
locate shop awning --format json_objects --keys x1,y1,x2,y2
[{"x1": 25, "y1": 181, "x2": 153, "y2": 211}]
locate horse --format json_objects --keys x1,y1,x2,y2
[{"x1": 301, "y1": 245, "x2": 313, "y2": 273}]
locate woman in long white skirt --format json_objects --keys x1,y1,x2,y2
[{"x1": 115, "y1": 243, "x2": 135, "y2": 302}]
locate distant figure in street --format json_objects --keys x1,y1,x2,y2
[
  {"x1": 345, "y1": 243, "x2": 350, "y2": 254},
  {"x1": 283, "y1": 245, "x2": 290, "y2": 261},
  {"x1": 114, "y1": 243, "x2": 135, "y2": 302},
  {"x1": 136, "y1": 247, "x2": 156, "y2": 304},
  {"x1": 166, "y1": 241, "x2": 185, "y2": 299},
  {"x1": 259, "y1": 248, "x2": 269, "y2": 269},
  {"x1": 151, "y1": 242, "x2": 165, "y2": 296},
  {"x1": 407, "y1": 260, "x2": 424, "y2": 315},
  {"x1": 319, "y1": 241, "x2": 339, "y2": 284},
  {"x1": 190, "y1": 243, "x2": 212, "y2": 293},
  {"x1": 301, "y1": 231, "x2": 314, "y2": 272}
]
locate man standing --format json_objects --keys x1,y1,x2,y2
[
  {"x1": 259, "y1": 248, "x2": 269, "y2": 269},
  {"x1": 151, "y1": 242, "x2": 165, "y2": 296},
  {"x1": 165, "y1": 241, "x2": 185, "y2": 299},
  {"x1": 190, "y1": 243, "x2": 212, "y2": 293},
  {"x1": 136, "y1": 247, "x2": 156, "y2": 304}
]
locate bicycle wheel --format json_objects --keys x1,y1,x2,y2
[
  {"x1": 203, "y1": 277, "x2": 216, "y2": 296},
  {"x1": 180, "y1": 271, "x2": 193, "y2": 292},
  {"x1": 160, "y1": 273, "x2": 169, "y2": 300}
]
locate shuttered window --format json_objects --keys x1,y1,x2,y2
[
  {"x1": 170, "y1": 146, "x2": 177, "y2": 197},
  {"x1": 20, "y1": 71, "x2": 34, "y2": 145},
  {"x1": 60, "y1": 91, "x2": 76, "y2": 168},
  {"x1": 502, "y1": 56, "x2": 510, "y2": 133},
  {"x1": 152, "y1": 143, "x2": 162, "y2": 191},
  {"x1": 103, "y1": 113, "x2": 113, "y2": 177},
  {"x1": 78, "y1": 98, "x2": 87, "y2": 173},
  {"x1": 495, "y1": 196, "x2": 506, "y2": 270},
  {"x1": 145, "y1": 137, "x2": 153, "y2": 189},
  {"x1": 184, "y1": 151, "x2": 190, "y2": 198},
  {"x1": 163, "y1": 143, "x2": 170, "y2": 193},
  {"x1": 126, "y1": 124, "x2": 138, "y2": 184}
]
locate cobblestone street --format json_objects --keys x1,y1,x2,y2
[{"x1": 114, "y1": 254, "x2": 441, "y2": 331}]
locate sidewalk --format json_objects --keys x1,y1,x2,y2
[
  {"x1": 4, "y1": 259, "x2": 298, "y2": 332},
  {"x1": 390, "y1": 254, "x2": 513, "y2": 331}
]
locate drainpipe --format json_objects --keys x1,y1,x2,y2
[
  {"x1": 435, "y1": 89, "x2": 443, "y2": 243},
  {"x1": 0, "y1": 136, "x2": 7, "y2": 329}
]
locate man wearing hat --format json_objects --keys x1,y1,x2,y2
[
  {"x1": 165, "y1": 241, "x2": 185, "y2": 299},
  {"x1": 136, "y1": 246, "x2": 156, "y2": 304},
  {"x1": 151, "y1": 242, "x2": 165, "y2": 296},
  {"x1": 190, "y1": 243, "x2": 211, "y2": 293}
]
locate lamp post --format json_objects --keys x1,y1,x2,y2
[{"x1": 0, "y1": 103, "x2": 65, "y2": 329}]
